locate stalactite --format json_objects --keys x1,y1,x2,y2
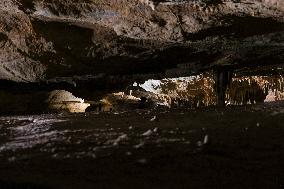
[
  {"x1": 144, "y1": 72, "x2": 284, "y2": 108},
  {"x1": 158, "y1": 72, "x2": 216, "y2": 108},
  {"x1": 226, "y1": 75, "x2": 284, "y2": 105}
]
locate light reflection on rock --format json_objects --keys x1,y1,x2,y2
[
  {"x1": 0, "y1": 113, "x2": 195, "y2": 161},
  {"x1": 47, "y1": 90, "x2": 90, "y2": 113},
  {"x1": 141, "y1": 73, "x2": 284, "y2": 107},
  {"x1": 0, "y1": 115, "x2": 67, "y2": 152}
]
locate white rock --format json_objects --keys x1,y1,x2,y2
[
  {"x1": 150, "y1": 116, "x2": 156, "y2": 122},
  {"x1": 134, "y1": 142, "x2": 145, "y2": 149},
  {"x1": 142, "y1": 130, "x2": 153, "y2": 136},
  {"x1": 203, "y1": 135, "x2": 209, "y2": 144},
  {"x1": 113, "y1": 134, "x2": 128, "y2": 146}
]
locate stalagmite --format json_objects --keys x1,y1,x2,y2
[{"x1": 46, "y1": 90, "x2": 90, "y2": 113}]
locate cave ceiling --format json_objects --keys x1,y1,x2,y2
[{"x1": 0, "y1": 0, "x2": 283, "y2": 86}]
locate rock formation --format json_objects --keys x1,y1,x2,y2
[
  {"x1": 0, "y1": 0, "x2": 283, "y2": 85},
  {"x1": 46, "y1": 90, "x2": 90, "y2": 112},
  {"x1": 0, "y1": 0, "x2": 283, "y2": 112}
]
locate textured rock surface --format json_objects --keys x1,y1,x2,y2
[
  {"x1": 0, "y1": 0, "x2": 283, "y2": 84},
  {"x1": 46, "y1": 90, "x2": 90, "y2": 112}
]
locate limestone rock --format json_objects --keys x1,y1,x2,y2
[
  {"x1": 0, "y1": 0, "x2": 283, "y2": 85},
  {"x1": 46, "y1": 90, "x2": 90, "y2": 113}
]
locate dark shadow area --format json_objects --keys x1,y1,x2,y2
[
  {"x1": 31, "y1": 19, "x2": 95, "y2": 78},
  {"x1": 0, "y1": 33, "x2": 8, "y2": 41},
  {"x1": 186, "y1": 16, "x2": 284, "y2": 40},
  {"x1": 18, "y1": 0, "x2": 36, "y2": 12},
  {"x1": 0, "y1": 181, "x2": 50, "y2": 189}
]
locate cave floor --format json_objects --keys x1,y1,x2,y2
[{"x1": 0, "y1": 103, "x2": 284, "y2": 189}]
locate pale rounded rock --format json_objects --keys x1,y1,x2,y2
[{"x1": 46, "y1": 90, "x2": 90, "y2": 113}]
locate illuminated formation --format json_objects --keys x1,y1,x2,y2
[
  {"x1": 150, "y1": 73, "x2": 284, "y2": 107},
  {"x1": 227, "y1": 75, "x2": 284, "y2": 105},
  {"x1": 158, "y1": 72, "x2": 216, "y2": 108},
  {"x1": 46, "y1": 90, "x2": 90, "y2": 113}
]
